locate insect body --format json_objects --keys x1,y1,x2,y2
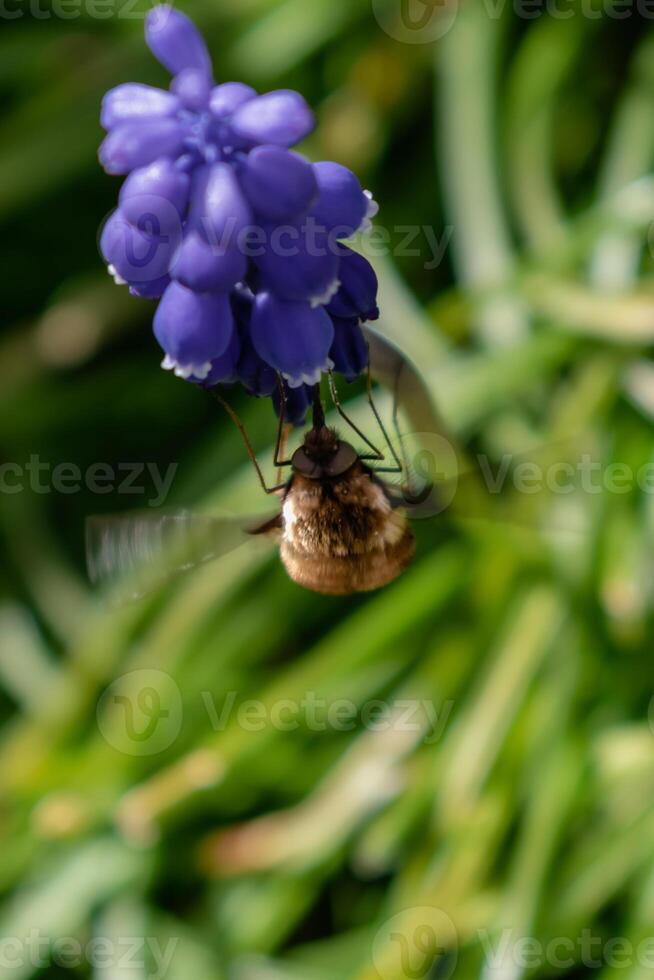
[
  {"x1": 86, "y1": 326, "x2": 446, "y2": 600},
  {"x1": 253, "y1": 425, "x2": 415, "y2": 595},
  {"x1": 87, "y1": 323, "x2": 585, "y2": 602}
]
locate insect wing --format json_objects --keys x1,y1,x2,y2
[
  {"x1": 362, "y1": 323, "x2": 449, "y2": 438},
  {"x1": 363, "y1": 324, "x2": 598, "y2": 534},
  {"x1": 86, "y1": 509, "x2": 272, "y2": 602},
  {"x1": 363, "y1": 323, "x2": 461, "y2": 517}
]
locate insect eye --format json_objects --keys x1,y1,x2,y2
[
  {"x1": 292, "y1": 447, "x2": 322, "y2": 478},
  {"x1": 324, "y1": 442, "x2": 358, "y2": 477}
]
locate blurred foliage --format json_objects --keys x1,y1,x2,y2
[{"x1": 2, "y1": 1, "x2": 654, "y2": 979}]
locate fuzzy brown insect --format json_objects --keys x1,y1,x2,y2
[
  {"x1": 86, "y1": 326, "x2": 445, "y2": 600},
  {"x1": 250, "y1": 423, "x2": 416, "y2": 595}
]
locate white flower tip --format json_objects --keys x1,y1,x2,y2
[
  {"x1": 364, "y1": 190, "x2": 379, "y2": 217},
  {"x1": 310, "y1": 278, "x2": 341, "y2": 309},
  {"x1": 107, "y1": 264, "x2": 127, "y2": 286},
  {"x1": 161, "y1": 355, "x2": 213, "y2": 380},
  {"x1": 283, "y1": 375, "x2": 305, "y2": 390},
  {"x1": 357, "y1": 191, "x2": 379, "y2": 235},
  {"x1": 283, "y1": 358, "x2": 334, "y2": 389}
]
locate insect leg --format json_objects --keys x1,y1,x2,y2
[
  {"x1": 276, "y1": 424, "x2": 292, "y2": 484},
  {"x1": 372, "y1": 353, "x2": 428, "y2": 494},
  {"x1": 364, "y1": 355, "x2": 404, "y2": 476},
  {"x1": 273, "y1": 376, "x2": 294, "y2": 468},
  {"x1": 327, "y1": 372, "x2": 385, "y2": 461},
  {"x1": 209, "y1": 389, "x2": 287, "y2": 495}
]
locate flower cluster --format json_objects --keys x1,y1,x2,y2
[{"x1": 99, "y1": 5, "x2": 380, "y2": 423}]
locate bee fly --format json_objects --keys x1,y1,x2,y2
[
  {"x1": 86, "y1": 325, "x2": 443, "y2": 600},
  {"x1": 246, "y1": 393, "x2": 416, "y2": 595}
]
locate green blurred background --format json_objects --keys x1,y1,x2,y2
[{"x1": 2, "y1": 0, "x2": 654, "y2": 978}]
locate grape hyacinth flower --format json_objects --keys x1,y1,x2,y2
[{"x1": 98, "y1": 5, "x2": 380, "y2": 417}]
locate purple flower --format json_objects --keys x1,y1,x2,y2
[
  {"x1": 273, "y1": 382, "x2": 313, "y2": 427},
  {"x1": 237, "y1": 341, "x2": 278, "y2": 398},
  {"x1": 255, "y1": 226, "x2": 340, "y2": 306},
  {"x1": 190, "y1": 163, "x2": 252, "y2": 249},
  {"x1": 98, "y1": 5, "x2": 381, "y2": 415},
  {"x1": 145, "y1": 6, "x2": 213, "y2": 79},
  {"x1": 171, "y1": 229, "x2": 246, "y2": 293},
  {"x1": 250, "y1": 293, "x2": 334, "y2": 388},
  {"x1": 329, "y1": 317, "x2": 369, "y2": 382},
  {"x1": 229, "y1": 91, "x2": 315, "y2": 148},
  {"x1": 129, "y1": 276, "x2": 171, "y2": 300},
  {"x1": 327, "y1": 245, "x2": 379, "y2": 321},
  {"x1": 99, "y1": 118, "x2": 186, "y2": 176},
  {"x1": 240, "y1": 146, "x2": 318, "y2": 222},
  {"x1": 171, "y1": 67, "x2": 212, "y2": 111},
  {"x1": 100, "y1": 209, "x2": 177, "y2": 290},
  {"x1": 210, "y1": 82, "x2": 257, "y2": 119},
  {"x1": 237, "y1": 343, "x2": 278, "y2": 398},
  {"x1": 310, "y1": 162, "x2": 378, "y2": 238},
  {"x1": 231, "y1": 288, "x2": 278, "y2": 397},
  {"x1": 119, "y1": 159, "x2": 189, "y2": 234},
  {"x1": 101, "y1": 83, "x2": 180, "y2": 130},
  {"x1": 194, "y1": 325, "x2": 241, "y2": 387},
  {"x1": 154, "y1": 282, "x2": 234, "y2": 379}
]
